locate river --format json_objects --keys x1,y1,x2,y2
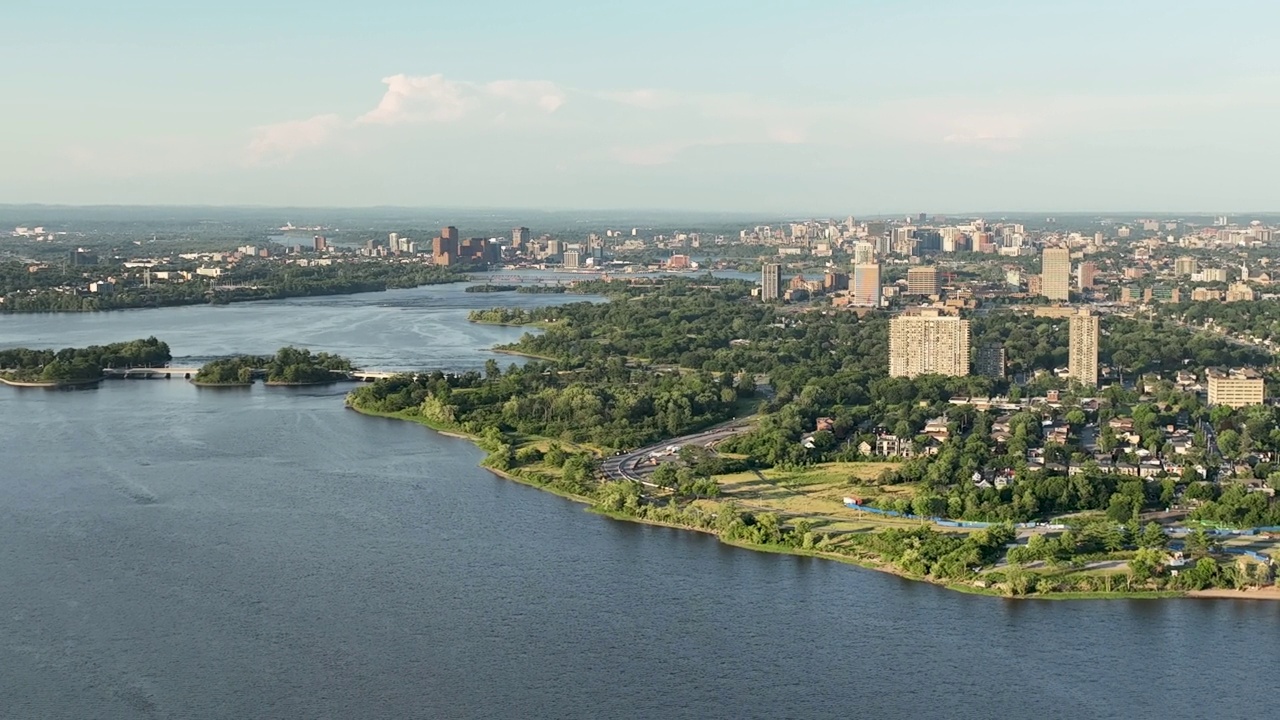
[{"x1": 0, "y1": 284, "x2": 1275, "y2": 719}]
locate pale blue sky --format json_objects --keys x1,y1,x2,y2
[{"x1": 3, "y1": 0, "x2": 1277, "y2": 213}]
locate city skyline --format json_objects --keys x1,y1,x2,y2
[{"x1": 3, "y1": 1, "x2": 1279, "y2": 212}]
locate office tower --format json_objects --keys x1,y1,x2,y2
[
  {"x1": 442, "y1": 226, "x2": 459, "y2": 243},
  {"x1": 852, "y1": 263, "x2": 882, "y2": 307},
  {"x1": 432, "y1": 235, "x2": 458, "y2": 265},
  {"x1": 888, "y1": 309, "x2": 971, "y2": 378},
  {"x1": 460, "y1": 237, "x2": 486, "y2": 260},
  {"x1": 512, "y1": 227, "x2": 531, "y2": 251},
  {"x1": 1206, "y1": 368, "x2": 1264, "y2": 408},
  {"x1": 853, "y1": 241, "x2": 875, "y2": 266},
  {"x1": 388, "y1": 232, "x2": 400, "y2": 251},
  {"x1": 313, "y1": 235, "x2": 327, "y2": 252},
  {"x1": 1041, "y1": 247, "x2": 1071, "y2": 301},
  {"x1": 1068, "y1": 309, "x2": 1099, "y2": 387},
  {"x1": 563, "y1": 250, "x2": 581, "y2": 269},
  {"x1": 1174, "y1": 256, "x2": 1198, "y2": 276},
  {"x1": 975, "y1": 344, "x2": 1006, "y2": 379},
  {"x1": 1077, "y1": 261, "x2": 1097, "y2": 290},
  {"x1": 823, "y1": 270, "x2": 849, "y2": 292},
  {"x1": 906, "y1": 266, "x2": 940, "y2": 296},
  {"x1": 761, "y1": 263, "x2": 783, "y2": 301}
]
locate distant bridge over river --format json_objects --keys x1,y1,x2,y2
[
  {"x1": 103, "y1": 367, "x2": 204, "y2": 379},
  {"x1": 102, "y1": 367, "x2": 419, "y2": 382},
  {"x1": 468, "y1": 275, "x2": 573, "y2": 285}
]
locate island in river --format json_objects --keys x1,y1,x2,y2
[
  {"x1": 193, "y1": 347, "x2": 356, "y2": 386},
  {"x1": 0, "y1": 337, "x2": 172, "y2": 387}
]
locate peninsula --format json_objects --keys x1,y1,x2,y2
[{"x1": 348, "y1": 276, "x2": 1280, "y2": 599}]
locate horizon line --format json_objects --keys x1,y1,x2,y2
[{"x1": 1, "y1": 202, "x2": 1277, "y2": 219}]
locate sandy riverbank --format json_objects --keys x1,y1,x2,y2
[
  {"x1": 1187, "y1": 586, "x2": 1280, "y2": 600},
  {"x1": 0, "y1": 376, "x2": 101, "y2": 388}
]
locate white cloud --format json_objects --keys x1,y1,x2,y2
[
  {"x1": 484, "y1": 79, "x2": 565, "y2": 113},
  {"x1": 356, "y1": 74, "x2": 469, "y2": 125},
  {"x1": 247, "y1": 114, "x2": 344, "y2": 164},
  {"x1": 356, "y1": 73, "x2": 565, "y2": 125},
  {"x1": 246, "y1": 73, "x2": 569, "y2": 164}
]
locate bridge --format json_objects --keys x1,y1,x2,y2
[
  {"x1": 101, "y1": 367, "x2": 422, "y2": 382},
  {"x1": 468, "y1": 274, "x2": 572, "y2": 285},
  {"x1": 103, "y1": 367, "x2": 203, "y2": 379},
  {"x1": 348, "y1": 370, "x2": 411, "y2": 381}
]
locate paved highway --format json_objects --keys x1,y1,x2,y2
[{"x1": 600, "y1": 421, "x2": 753, "y2": 487}]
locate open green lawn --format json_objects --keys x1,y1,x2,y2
[{"x1": 709, "y1": 461, "x2": 947, "y2": 530}]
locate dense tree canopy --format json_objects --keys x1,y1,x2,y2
[{"x1": 0, "y1": 337, "x2": 171, "y2": 382}]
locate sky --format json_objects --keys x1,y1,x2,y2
[{"x1": 2, "y1": 0, "x2": 1278, "y2": 214}]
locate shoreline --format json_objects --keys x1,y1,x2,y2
[
  {"x1": 490, "y1": 347, "x2": 558, "y2": 361},
  {"x1": 0, "y1": 276, "x2": 470, "y2": 316},
  {"x1": 0, "y1": 376, "x2": 102, "y2": 388},
  {"x1": 346, "y1": 401, "x2": 1278, "y2": 601},
  {"x1": 1186, "y1": 586, "x2": 1280, "y2": 600}
]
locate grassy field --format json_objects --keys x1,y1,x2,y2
[{"x1": 709, "y1": 461, "x2": 946, "y2": 532}]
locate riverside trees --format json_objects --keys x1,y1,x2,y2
[
  {"x1": 193, "y1": 347, "x2": 355, "y2": 385},
  {"x1": 347, "y1": 357, "x2": 739, "y2": 450},
  {"x1": 0, "y1": 337, "x2": 171, "y2": 382}
]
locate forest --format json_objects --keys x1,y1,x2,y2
[
  {"x1": 194, "y1": 347, "x2": 355, "y2": 385},
  {"x1": 347, "y1": 356, "x2": 741, "y2": 450}
]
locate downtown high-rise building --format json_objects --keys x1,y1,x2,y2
[
  {"x1": 512, "y1": 226, "x2": 531, "y2": 251},
  {"x1": 906, "y1": 266, "x2": 940, "y2": 296},
  {"x1": 1041, "y1": 247, "x2": 1071, "y2": 301},
  {"x1": 852, "y1": 263, "x2": 882, "y2": 307},
  {"x1": 432, "y1": 234, "x2": 458, "y2": 265},
  {"x1": 1077, "y1": 261, "x2": 1097, "y2": 291},
  {"x1": 761, "y1": 263, "x2": 783, "y2": 301},
  {"x1": 888, "y1": 309, "x2": 971, "y2": 378},
  {"x1": 852, "y1": 241, "x2": 875, "y2": 266},
  {"x1": 1068, "y1": 308, "x2": 1099, "y2": 386}
]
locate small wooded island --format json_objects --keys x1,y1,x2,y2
[
  {"x1": 0, "y1": 337, "x2": 172, "y2": 386},
  {"x1": 194, "y1": 347, "x2": 356, "y2": 386},
  {"x1": 0, "y1": 340, "x2": 356, "y2": 388}
]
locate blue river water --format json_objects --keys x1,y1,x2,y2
[{"x1": 0, "y1": 282, "x2": 1276, "y2": 719}]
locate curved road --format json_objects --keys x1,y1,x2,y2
[{"x1": 600, "y1": 421, "x2": 753, "y2": 487}]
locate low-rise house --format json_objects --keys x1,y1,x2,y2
[
  {"x1": 1108, "y1": 417, "x2": 1134, "y2": 430},
  {"x1": 874, "y1": 433, "x2": 915, "y2": 459}
]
